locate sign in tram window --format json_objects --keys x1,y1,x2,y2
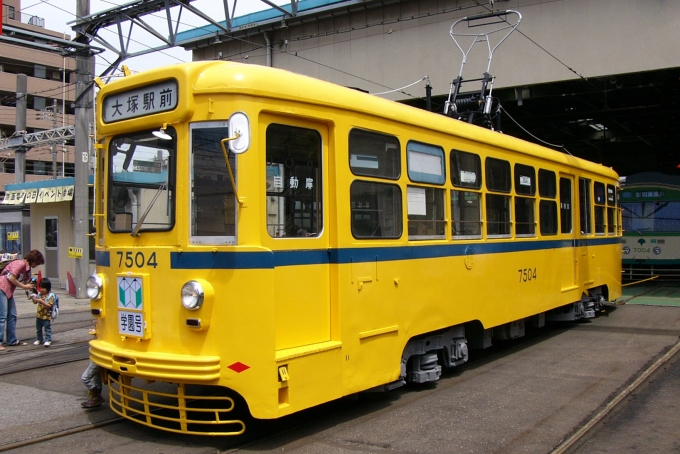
[
  {"x1": 450, "y1": 150, "x2": 482, "y2": 189},
  {"x1": 265, "y1": 124, "x2": 322, "y2": 238},
  {"x1": 407, "y1": 186, "x2": 445, "y2": 239},
  {"x1": 102, "y1": 80, "x2": 178, "y2": 123},
  {"x1": 514, "y1": 164, "x2": 535, "y2": 196},
  {"x1": 349, "y1": 129, "x2": 400, "y2": 179},
  {"x1": 594, "y1": 182, "x2": 606, "y2": 234},
  {"x1": 560, "y1": 178, "x2": 573, "y2": 234},
  {"x1": 350, "y1": 181, "x2": 402, "y2": 238},
  {"x1": 579, "y1": 178, "x2": 592, "y2": 234},
  {"x1": 607, "y1": 184, "x2": 617, "y2": 234},
  {"x1": 513, "y1": 164, "x2": 535, "y2": 236},
  {"x1": 407, "y1": 142, "x2": 445, "y2": 185},
  {"x1": 607, "y1": 184, "x2": 616, "y2": 205}
]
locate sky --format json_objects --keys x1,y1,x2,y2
[{"x1": 18, "y1": 0, "x2": 285, "y2": 74}]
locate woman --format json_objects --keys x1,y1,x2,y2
[{"x1": 0, "y1": 249, "x2": 45, "y2": 350}]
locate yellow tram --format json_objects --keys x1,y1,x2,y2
[{"x1": 87, "y1": 61, "x2": 622, "y2": 435}]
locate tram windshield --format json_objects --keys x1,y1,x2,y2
[
  {"x1": 107, "y1": 129, "x2": 175, "y2": 233},
  {"x1": 622, "y1": 201, "x2": 680, "y2": 233}
]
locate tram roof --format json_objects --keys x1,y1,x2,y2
[
  {"x1": 101, "y1": 61, "x2": 619, "y2": 181},
  {"x1": 621, "y1": 172, "x2": 680, "y2": 189}
]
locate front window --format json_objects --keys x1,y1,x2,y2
[
  {"x1": 622, "y1": 201, "x2": 680, "y2": 233},
  {"x1": 108, "y1": 129, "x2": 174, "y2": 233},
  {"x1": 190, "y1": 122, "x2": 236, "y2": 243}
]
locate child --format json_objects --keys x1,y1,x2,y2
[
  {"x1": 30, "y1": 277, "x2": 55, "y2": 347},
  {"x1": 81, "y1": 322, "x2": 104, "y2": 408}
]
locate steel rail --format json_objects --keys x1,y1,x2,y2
[{"x1": 551, "y1": 338, "x2": 680, "y2": 454}]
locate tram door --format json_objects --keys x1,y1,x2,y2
[
  {"x1": 264, "y1": 120, "x2": 331, "y2": 351},
  {"x1": 559, "y1": 176, "x2": 577, "y2": 291}
]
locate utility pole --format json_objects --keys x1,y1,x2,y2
[
  {"x1": 51, "y1": 99, "x2": 57, "y2": 178},
  {"x1": 74, "y1": 0, "x2": 93, "y2": 298},
  {"x1": 15, "y1": 74, "x2": 30, "y2": 258},
  {"x1": 14, "y1": 75, "x2": 27, "y2": 185}
]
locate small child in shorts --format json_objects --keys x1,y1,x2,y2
[{"x1": 30, "y1": 278, "x2": 55, "y2": 347}]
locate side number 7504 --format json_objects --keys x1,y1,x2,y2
[{"x1": 518, "y1": 268, "x2": 537, "y2": 283}]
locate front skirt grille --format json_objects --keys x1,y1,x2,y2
[{"x1": 107, "y1": 373, "x2": 246, "y2": 436}]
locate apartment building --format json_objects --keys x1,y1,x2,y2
[{"x1": 1, "y1": 0, "x2": 77, "y2": 284}]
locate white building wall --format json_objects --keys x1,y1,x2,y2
[{"x1": 195, "y1": 0, "x2": 680, "y2": 99}]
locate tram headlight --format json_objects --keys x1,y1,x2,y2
[
  {"x1": 181, "y1": 281, "x2": 204, "y2": 310},
  {"x1": 86, "y1": 274, "x2": 103, "y2": 300}
]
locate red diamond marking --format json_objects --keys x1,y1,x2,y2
[{"x1": 228, "y1": 362, "x2": 250, "y2": 373}]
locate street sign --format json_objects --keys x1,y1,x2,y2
[{"x1": 68, "y1": 247, "x2": 83, "y2": 258}]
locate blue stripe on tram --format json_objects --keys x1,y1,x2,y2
[{"x1": 168, "y1": 237, "x2": 622, "y2": 270}]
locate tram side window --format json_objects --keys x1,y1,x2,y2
[
  {"x1": 560, "y1": 178, "x2": 572, "y2": 234},
  {"x1": 265, "y1": 124, "x2": 322, "y2": 238},
  {"x1": 539, "y1": 169, "x2": 557, "y2": 235},
  {"x1": 407, "y1": 142, "x2": 445, "y2": 184},
  {"x1": 539, "y1": 169, "x2": 557, "y2": 198},
  {"x1": 408, "y1": 187, "x2": 445, "y2": 240},
  {"x1": 349, "y1": 129, "x2": 400, "y2": 179},
  {"x1": 514, "y1": 164, "x2": 536, "y2": 236},
  {"x1": 190, "y1": 123, "x2": 235, "y2": 242},
  {"x1": 351, "y1": 181, "x2": 402, "y2": 238},
  {"x1": 450, "y1": 150, "x2": 482, "y2": 189},
  {"x1": 594, "y1": 182, "x2": 606, "y2": 234},
  {"x1": 579, "y1": 178, "x2": 592, "y2": 234},
  {"x1": 451, "y1": 191, "x2": 481, "y2": 237},
  {"x1": 486, "y1": 157, "x2": 511, "y2": 237},
  {"x1": 606, "y1": 184, "x2": 616, "y2": 234}
]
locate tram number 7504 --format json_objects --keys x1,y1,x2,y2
[
  {"x1": 116, "y1": 251, "x2": 158, "y2": 269},
  {"x1": 518, "y1": 268, "x2": 537, "y2": 283}
]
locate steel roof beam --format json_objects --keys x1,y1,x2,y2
[
  {"x1": 67, "y1": 0, "x2": 372, "y2": 76},
  {"x1": 0, "y1": 127, "x2": 76, "y2": 152}
]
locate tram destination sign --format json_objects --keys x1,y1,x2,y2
[{"x1": 102, "y1": 80, "x2": 178, "y2": 123}]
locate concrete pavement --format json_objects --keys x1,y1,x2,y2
[{"x1": 0, "y1": 285, "x2": 678, "y2": 452}]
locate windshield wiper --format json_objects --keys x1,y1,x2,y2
[{"x1": 131, "y1": 184, "x2": 167, "y2": 237}]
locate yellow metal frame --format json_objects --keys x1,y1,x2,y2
[{"x1": 107, "y1": 373, "x2": 245, "y2": 436}]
